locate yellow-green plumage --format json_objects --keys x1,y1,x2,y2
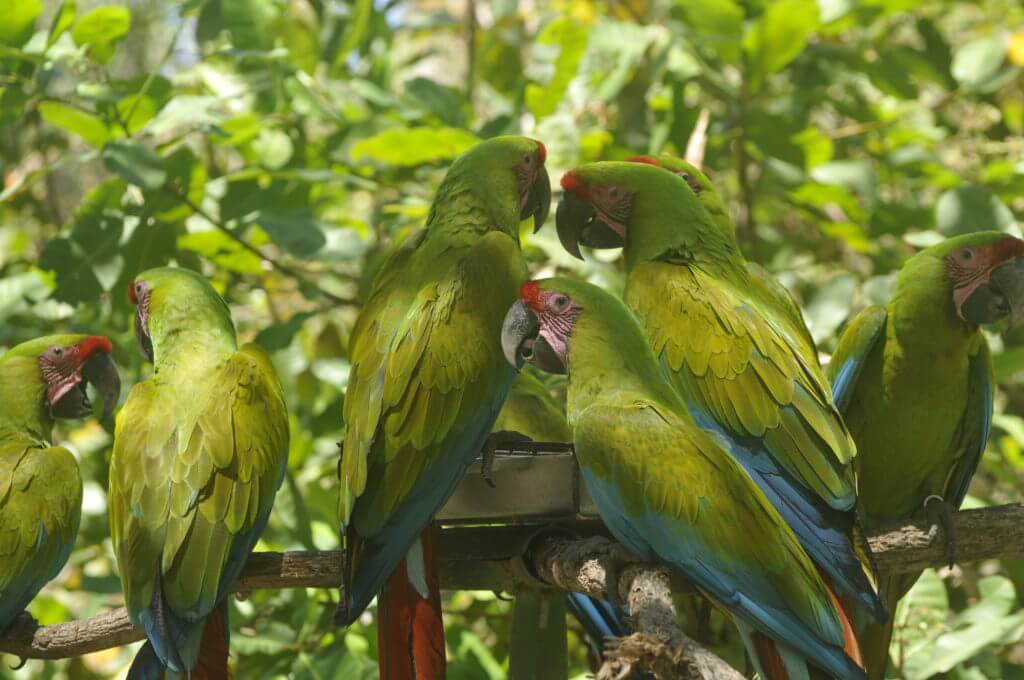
[
  {"x1": 110, "y1": 267, "x2": 288, "y2": 676},
  {"x1": 337, "y1": 136, "x2": 542, "y2": 625}
]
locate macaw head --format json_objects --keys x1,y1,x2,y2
[
  {"x1": 440, "y1": 135, "x2": 551, "y2": 234},
  {"x1": 628, "y1": 155, "x2": 733, "y2": 241},
  {"x1": 918, "y1": 232, "x2": 1024, "y2": 326},
  {"x1": 129, "y1": 266, "x2": 235, "y2": 364},
  {"x1": 501, "y1": 280, "x2": 583, "y2": 374},
  {"x1": 4, "y1": 334, "x2": 121, "y2": 420},
  {"x1": 555, "y1": 161, "x2": 722, "y2": 265}
]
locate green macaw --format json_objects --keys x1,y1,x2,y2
[
  {"x1": 627, "y1": 155, "x2": 815, "y2": 353},
  {"x1": 554, "y1": 161, "x2": 884, "y2": 625},
  {"x1": 828, "y1": 232, "x2": 1024, "y2": 679},
  {"x1": 337, "y1": 136, "x2": 549, "y2": 680},
  {"x1": 110, "y1": 267, "x2": 289, "y2": 679},
  {"x1": 492, "y1": 368, "x2": 570, "y2": 442},
  {"x1": 0, "y1": 335, "x2": 119, "y2": 632},
  {"x1": 501, "y1": 277, "x2": 866, "y2": 679}
]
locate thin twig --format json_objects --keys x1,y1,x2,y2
[{"x1": 164, "y1": 186, "x2": 358, "y2": 307}]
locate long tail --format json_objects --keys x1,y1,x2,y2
[
  {"x1": 857, "y1": 572, "x2": 920, "y2": 680},
  {"x1": 377, "y1": 525, "x2": 445, "y2": 680},
  {"x1": 739, "y1": 577, "x2": 865, "y2": 680},
  {"x1": 128, "y1": 602, "x2": 231, "y2": 680}
]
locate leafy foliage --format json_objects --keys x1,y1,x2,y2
[{"x1": 1, "y1": 0, "x2": 1022, "y2": 678}]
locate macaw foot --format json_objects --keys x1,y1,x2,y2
[
  {"x1": 480, "y1": 430, "x2": 535, "y2": 488},
  {"x1": 3, "y1": 612, "x2": 37, "y2": 670},
  {"x1": 924, "y1": 494, "x2": 957, "y2": 567}
]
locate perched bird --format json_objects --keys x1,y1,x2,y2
[
  {"x1": 336, "y1": 136, "x2": 550, "y2": 680},
  {"x1": 627, "y1": 154, "x2": 814, "y2": 353},
  {"x1": 110, "y1": 267, "x2": 289, "y2": 679},
  {"x1": 554, "y1": 161, "x2": 884, "y2": 623},
  {"x1": 828, "y1": 232, "x2": 1024, "y2": 679},
  {"x1": 501, "y1": 277, "x2": 867, "y2": 679},
  {"x1": 0, "y1": 334, "x2": 119, "y2": 631}
]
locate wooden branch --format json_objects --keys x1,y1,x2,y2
[{"x1": 2, "y1": 505, "x2": 1022, "y2": 666}]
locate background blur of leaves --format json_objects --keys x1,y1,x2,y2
[{"x1": 1, "y1": 0, "x2": 1023, "y2": 678}]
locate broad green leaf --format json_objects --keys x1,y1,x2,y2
[
  {"x1": 252, "y1": 211, "x2": 327, "y2": 257},
  {"x1": 0, "y1": 0, "x2": 42, "y2": 47},
  {"x1": 178, "y1": 230, "x2": 263, "y2": 274},
  {"x1": 742, "y1": 0, "x2": 820, "y2": 90},
  {"x1": 952, "y1": 37, "x2": 1007, "y2": 90},
  {"x1": 47, "y1": 0, "x2": 76, "y2": 47},
  {"x1": 334, "y1": 0, "x2": 372, "y2": 68},
  {"x1": 350, "y1": 126, "x2": 479, "y2": 166},
  {"x1": 38, "y1": 101, "x2": 108, "y2": 147},
  {"x1": 405, "y1": 77, "x2": 468, "y2": 127},
  {"x1": 935, "y1": 186, "x2": 1016, "y2": 235},
  {"x1": 222, "y1": 0, "x2": 278, "y2": 50},
  {"x1": 71, "y1": 5, "x2": 131, "y2": 63},
  {"x1": 676, "y1": 0, "x2": 743, "y2": 62},
  {"x1": 102, "y1": 141, "x2": 167, "y2": 190},
  {"x1": 525, "y1": 16, "x2": 589, "y2": 119}
]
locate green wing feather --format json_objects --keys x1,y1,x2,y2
[
  {"x1": 573, "y1": 399, "x2": 843, "y2": 646},
  {"x1": 492, "y1": 369, "x2": 570, "y2": 442},
  {"x1": 626, "y1": 261, "x2": 856, "y2": 509},
  {"x1": 109, "y1": 344, "x2": 288, "y2": 620},
  {"x1": 0, "y1": 442, "x2": 82, "y2": 600},
  {"x1": 942, "y1": 338, "x2": 994, "y2": 507},
  {"x1": 339, "y1": 228, "x2": 525, "y2": 551}
]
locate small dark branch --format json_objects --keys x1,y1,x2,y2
[
  {"x1": 163, "y1": 187, "x2": 359, "y2": 307},
  {"x1": 4, "y1": 505, "x2": 1023, "y2": 663}
]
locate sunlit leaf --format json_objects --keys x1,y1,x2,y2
[
  {"x1": 71, "y1": 5, "x2": 131, "y2": 63},
  {"x1": 0, "y1": 0, "x2": 42, "y2": 47},
  {"x1": 742, "y1": 0, "x2": 820, "y2": 90},
  {"x1": 952, "y1": 36, "x2": 1007, "y2": 90},
  {"x1": 38, "y1": 101, "x2": 109, "y2": 147},
  {"x1": 350, "y1": 127, "x2": 479, "y2": 166},
  {"x1": 525, "y1": 16, "x2": 589, "y2": 119}
]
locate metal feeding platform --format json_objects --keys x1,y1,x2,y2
[{"x1": 437, "y1": 443, "x2": 600, "y2": 525}]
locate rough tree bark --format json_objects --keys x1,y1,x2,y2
[{"x1": 1, "y1": 504, "x2": 1021, "y2": 678}]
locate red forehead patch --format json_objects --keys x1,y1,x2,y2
[
  {"x1": 128, "y1": 281, "x2": 138, "y2": 304},
  {"x1": 78, "y1": 336, "x2": 113, "y2": 360},
  {"x1": 560, "y1": 171, "x2": 586, "y2": 197},
  {"x1": 535, "y1": 140, "x2": 546, "y2": 163},
  {"x1": 628, "y1": 155, "x2": 662, "y2": 167},
  {"x1": 993, "y1": 237, "x2": 1024, "y2": 262},
  {"x1": 519, "y1": 281, "x2": 543, "y2": 310}
]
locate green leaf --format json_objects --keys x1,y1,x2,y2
[
  {"x1": 350, "y1": 126, "x2": 479, "y2": 166},
  {"x1": 178, "y1": 230, "x2": 263, "y2": 274},
  {"x1": 742, "y1": 0, "x2": 820, "y2": 90},
  {"x1": 952, "y1": 37, "x2": 1007, "y2": 90},
  {"x1": 252, "y1": 211, "x2": 326, "y2": 257},
  {"x1": 525, "y1": 16, "x2": 589, "y2": 119},
  {"x1": 676, "y1": 0, "x2": 743, "y2": 62},
  {"x1": 405, "y1": 77, "x2": 468, "y2": 127},
  {"x1": 102, "y1": 141, "x2": 167, "y2": 190},
  {"x1": 71, "y1": 5, "x2": 131, "y2": 64},
  {"x1": 0, "y1": 0, "x2": 42, "y2": 48},
  {"x1": 47, "y1": 0, "x2": 76, "y2": 47},
  {"x1": 222, "y1": 0, "x2": 278, "y2": 51},
  {"x1": 334, "y1": 0, "x2": 372, "y2": 68},
  {"x1": 935, "y1": 185, "x2": 1016, "y2": 235},
  {"x1": 38, "y1": 101, "x2": 109, "y2": 147},
  {"x1": 252, "y1": 128, "x2": 294, "y2": 169}
]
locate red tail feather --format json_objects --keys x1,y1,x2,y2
[
  {"x1": 190, "y1": 601, "x2": 231, "y2": 680},
  {"x1": 820, "y1": 574, "x2": 864, "y2": 669},
  {"x1": 753, "y1": 632, "x2": 790, "y2": 680},
  {"x1": 377, "y1": 525, "x2": 446, "y2": 680}
]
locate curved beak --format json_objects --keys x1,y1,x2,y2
[
  {"x1": 522, "y1": 165, "x2": 552, "y2": 233},
  {"x1": 82, "y1": 352, "x2": 121, "y2": 420},
  {"x1": 555, "y1": 191, "x2": 625, "y2": 261},
  {"x1": 501, "y1": 300, "x2": 539, "y2": 369},
  {"x1": 961, "y1": 257, "x2": 1024, "y2": 327}
]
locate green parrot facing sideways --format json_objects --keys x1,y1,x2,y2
[
  {"x1": 627, "y1": 155, "x2": 814, "y2": 352},
  {"x1": 110, "y1": 267, "x2": 289, "y2": 679},
  {"x1": 828, "y1": 232, "x2": 1024, "y2": 679},
  {"x1": 336, "y1": 136, "x2": 549, "y2": 680},
  {"x1": 501, "y1": 277, "x2": 866, "y2": 679},
  {"x1": 0, "y1": 334, "x2": 120, "y2": 632},
  {"x1": 554, "y1": 161, "x2": 884, "y2": 627}
]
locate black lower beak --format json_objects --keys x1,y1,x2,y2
[
  {"x1": 555, "y1": 192, "x2": 594, "y2": 260},
  {"x1": 82, "y1": 353, "x2": 121, "y2": 419},
  {"x1": 522, "y1": 166, "x2": 552, "y2": 233},
  {"x1": 135, "y1": 311, "x2": 154, "y2": 363},
  {"x1": 502, "y1": 300, "x2": 539, "y2": 369}
]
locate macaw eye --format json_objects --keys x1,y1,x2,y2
[
  {"x1": 522, "y1": 153, "x2": 533, "y2": 165},
  {"x1": 960, "y1": 249, "x2": 973, "y2": 262},
  {"x1": 680, "y1": 172, "x2": 692, "y2": 182},
  {"x1": 553, "y1": 295, "x2": 569, "y2": 310},
  {"x1": 49, "y1": 346, "x2": 62, "y2": 358}
]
